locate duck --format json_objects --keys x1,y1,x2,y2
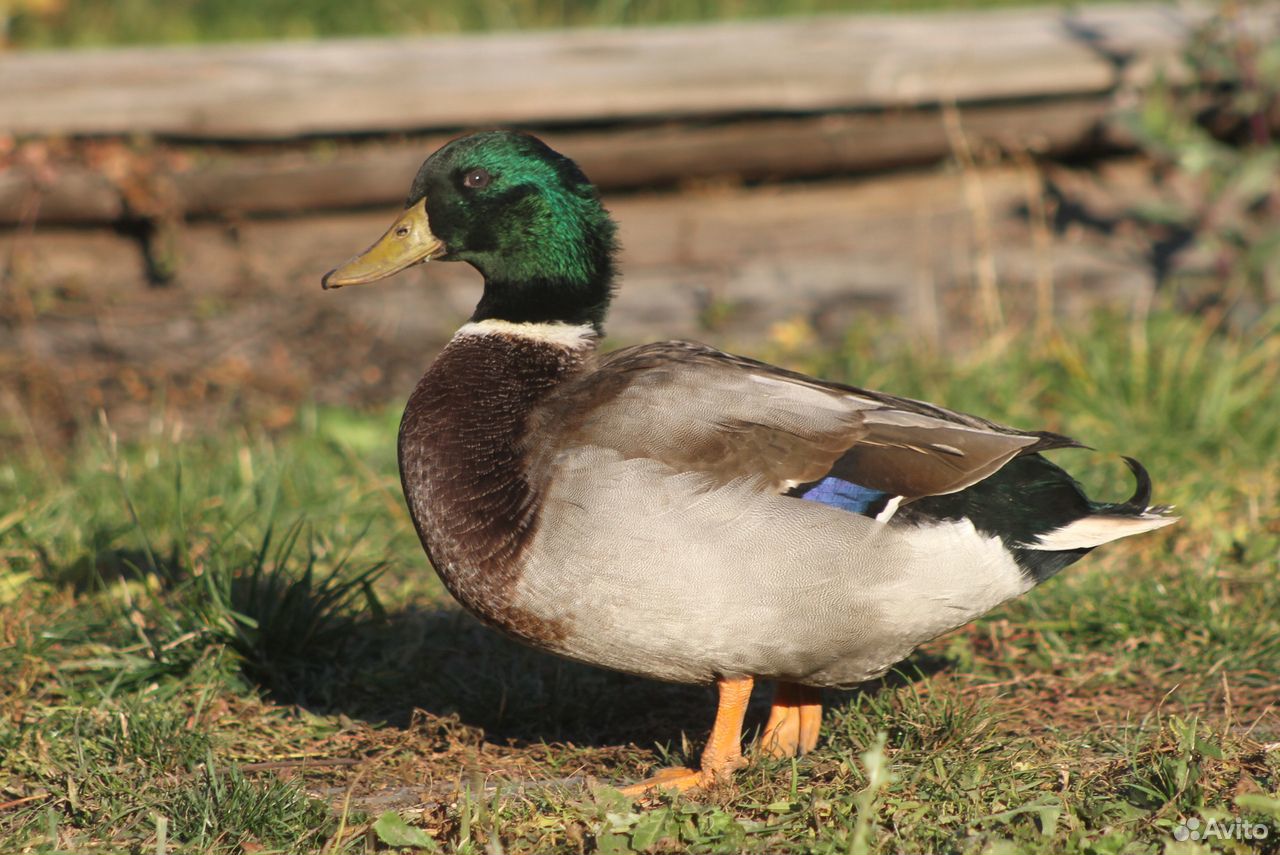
[{"x1": 321, "y1": 130, "x2": 1177, "y2": 794}]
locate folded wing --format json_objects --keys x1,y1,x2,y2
[{"x1": 535, "y1": 341, "x2": 1080, "y2": 503}]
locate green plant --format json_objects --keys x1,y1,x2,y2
[
  {"x1": 2, "y1": 0, "x2": 1120, "y2": 48},
  {"x1": 1117, "y1": 6, "x2": 1280, "y2": 312}
]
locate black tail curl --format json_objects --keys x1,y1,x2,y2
[{"x1": 1103, "y1": 456, "x2": 1172, "y2": 516}]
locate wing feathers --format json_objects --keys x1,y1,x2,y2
[{"x1": 537, "y1": 341, "x2": 1076, "y2": 503}]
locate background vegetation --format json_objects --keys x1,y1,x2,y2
[{"x1": 4, "y1": 0, "x2": 1105, "y2": 48}]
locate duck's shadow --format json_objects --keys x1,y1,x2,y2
[{"x1": 262, "y1": 604, "x2": 951, "y2": 751}]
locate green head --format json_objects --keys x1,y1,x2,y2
[{"x1": 322, "y1": 131, "x2": 618, "y2": 331}]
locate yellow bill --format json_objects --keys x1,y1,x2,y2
[{"x1": 321, "y1": 198, "x2": 445, "y2": 289}]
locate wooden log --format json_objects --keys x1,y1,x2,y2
[
  {"x1": 0, "y1": 97, "x2": 1113, "y2": 225},
  {"x1": 0, "y1": 4, "x2": 1262, "y2": 141},
  {"x1": 1, "y1": 162, "x2": 1155, "y2": 336},
  {"x1": 0, "y1": 169, "x2": 122, "y2": 225}
]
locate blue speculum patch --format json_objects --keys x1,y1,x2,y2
[{"x1": 799, "y1": 477, "x2": 888, "y2": 516}]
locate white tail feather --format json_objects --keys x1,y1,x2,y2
[{"x1": 1022, "y1": 511, "x2": 1178, "y2": 551}]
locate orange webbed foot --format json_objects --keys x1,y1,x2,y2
[
  {"x1": 619, "y1": 676, "x2": 754, "y2": 796},
  {"x1": 618, "y1": 766, "x2": 707, "y2": 796},
  {"x1": 761, "y1": 681, "x2": 822, "y2": 759}
]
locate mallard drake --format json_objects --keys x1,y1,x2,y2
[{"x1": 321, "y1": 130, "x2": 1177, "y2": 793}]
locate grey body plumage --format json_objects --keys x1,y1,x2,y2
[{"x1": 396, "y1": 322, "x2": 1171, "y2": 687}]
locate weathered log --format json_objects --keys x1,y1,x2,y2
[
  {"x1": 0, "y1": 4, "x2": 1254, "y2": 140},
  {"x1": 3, "y1": 4, "x2": 1275, "y2": 228},
  {"x1": 0, "y1": 98, "x2": 1113, "y2": 225}
]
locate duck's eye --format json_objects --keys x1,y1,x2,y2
[{"x1": 462, "y1": 168, "x2": 491, "y2": 189}]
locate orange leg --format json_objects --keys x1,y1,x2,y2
[
  {"x1": 761, "y1": 681, "x2": 822, "y2": 759},
  {"x1": 620, "y1": 676, "x2": 754, "y2": 795}
]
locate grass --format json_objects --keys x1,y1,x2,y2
[
  {"x1": 1, "y1": 306, "x2": 1279, "y2": 853},
  {"x1": 5, "y1": 0, "x2": 1114, "y2": 49}
]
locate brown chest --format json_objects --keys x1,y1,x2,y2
[{"x1": 397, "y1": 332, "x2": 587, "y2": 645}]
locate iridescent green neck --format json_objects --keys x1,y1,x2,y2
[
  {"x1": 471, "y1": 269, "x2": 614, "y2": 332},
  {"x1": 410, "y1": 131, "x2": 620, "y2": 332},
  {"x1": 465, "y1": 189, "x2": 617, "y2": 332}
]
